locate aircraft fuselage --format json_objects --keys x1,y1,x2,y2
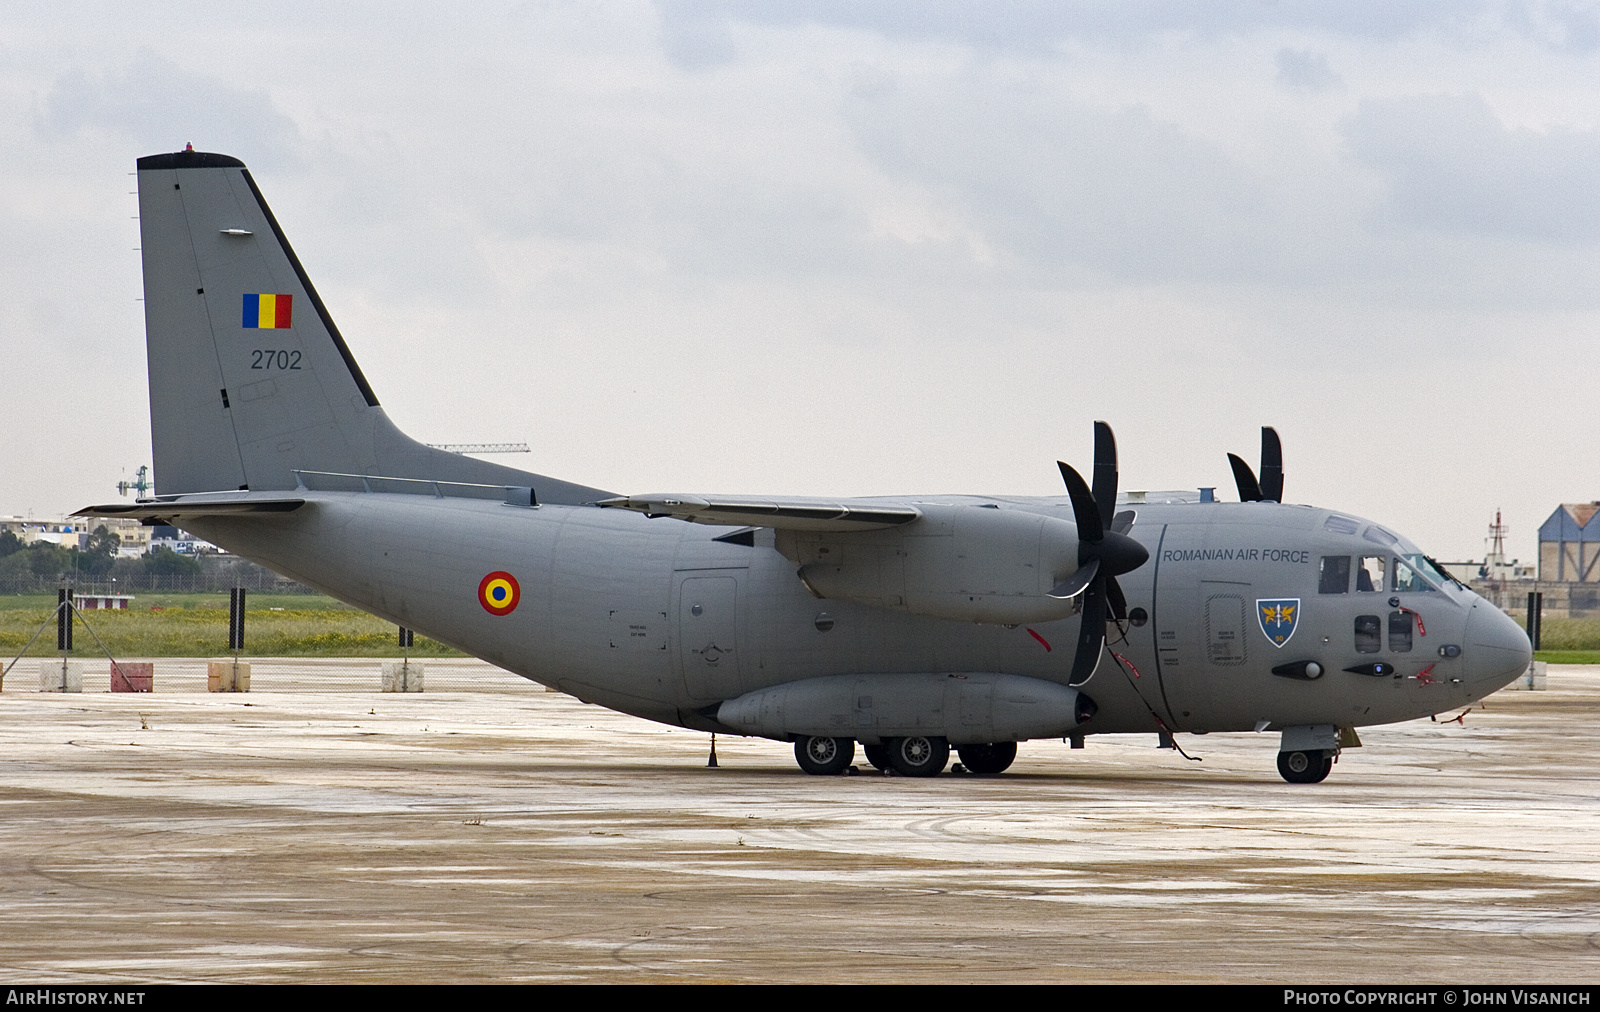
[{"x1": 184, "y1": 490, "x2": 1530, "y2": 739}]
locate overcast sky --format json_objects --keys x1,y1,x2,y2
[{"x1": 2, "y1": 1, "x2": 1597, "y2": 563}]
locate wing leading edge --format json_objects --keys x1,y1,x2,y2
[{"x1": 598, "y1": 494, "x2": 920, "y2": 532}]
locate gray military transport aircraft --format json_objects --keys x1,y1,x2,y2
[{"x1": 79, "y1": 149, "x2": 1534, "y2": 784}]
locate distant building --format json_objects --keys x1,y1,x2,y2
[
  {"x1": 1538, "y1": 503, "x2": 1600, "y2": 612},
  {"x1": 0, "y1": 515, "x2": 198, "y2": 556}
]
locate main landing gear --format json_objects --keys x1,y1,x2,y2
[
  {"x1": 955, "y1": 741, "x2": 1017, "y2": 775},
  {"x1": 796, "y1": 736, "x2": 1020, "y2": 777},
  {"x1": 794, "y1": 735, "x2": 855, "y2": 775},
  {"x1": 1276, "y1": 748, "x2": 1334, "y2": 784},
  {"x1": 796, "y1": 735, "x2": 951, "y2": 776}
]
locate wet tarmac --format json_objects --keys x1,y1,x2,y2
[{"x1": 0, "y1": 659, "x2": 1596, "y2": 983}]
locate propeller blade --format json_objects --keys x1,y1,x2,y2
[
  {"x1": 1091, "y1": 420, "x2": 1118, "y2": 531},
  {"x1": 1259, "y1": 426, "x2": 1283, "y2": 502},
  {"x1": 1110, "y1": 510, "x2": 1136, "y2": 535},
  {"x1": 1048, "y1": 557, "x2": 1100, "y2": 600},
  {"x1": 1106, "y1": 574, "x2": 1128, "y2": 623},
  {"x1": 1228, "y1": 452, "x2": 1261, "y2": 502},
  {"x1": 1068, "y1": 578, "x2": 1107, "y2": 686},
  {"x1": 1057, "y1": 460, "x2": 1103, "y2": 544}
]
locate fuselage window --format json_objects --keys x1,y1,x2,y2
[
  {"x1": 1319, "y1": 556, "x2": 1350, "y2": 594},
  {"x1": 1388, "y1": 611, "x2": 1414, "y2": 652},
  {"x1": 1355, "y1": 614, "x2": 1382, "y2": 653},
  {"x1": 1356, "y1": 555, "x2": 1386, "y2": 593},
  {"x1": 1392, "y1": 556, "x2": 1437, "y2": 593}
]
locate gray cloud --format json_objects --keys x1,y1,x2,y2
[
  {"x1": 1275, "y1": 48, "x2": 1342, "y2": 91},
  {"x1": 34, "y1": 49, "x2": 302, "y2": 171},
  {"x1": 657, "y1": 0, "x2": 1539, "y2": 50},
  {"x1": 1345, "y1": 92, "x2": 1600, "y2": 245}
]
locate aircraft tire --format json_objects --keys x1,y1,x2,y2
[
  {"x1": 1276, "y1": 749, "x2": 1333, "y2": 784},
  {"x1": 862, "y1": 743, "x2": 893, "y2": 772},
  {"x1": 888, "y1": 735, "x2": 950, "y2": 777},
  {"x1": 956, "y1": 742, "x2": 1017, "y2": 775},
  {"x1": 794, "y1": 735, "x2": 855, "y2": 775}
]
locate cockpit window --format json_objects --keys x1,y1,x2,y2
[
  {"x1": 1362, "y1": 525, "x2": 1399, "y2": 547},
  {"x1": 1393, "y1": 556, "x2": 1438, "y2": 593},
  {"x1": 1356, "y1": 556, "x2": 1386, "y2": 593},
  {"x1": 1319, "y1": 556, "x2": 1350, "y2": 594}
]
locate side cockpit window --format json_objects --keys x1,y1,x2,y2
[
  {"x1": 1354, "y1": 615, "x2": 1382, "y2": 653},
  {"x1": 1356, "y1": 555, "x2": 1386, "y2": 593},
  {"x1": 1319, "y1": 556, "x2": 1350, "y2": 594}
]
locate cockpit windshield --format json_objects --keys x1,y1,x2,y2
[{"x1": 1394, "y1": 554, "x2": 1444, "y2": 593}]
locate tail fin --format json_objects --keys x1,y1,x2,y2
[{"x1": 136, "y1": 149, "x2": 608, "y2": 503}]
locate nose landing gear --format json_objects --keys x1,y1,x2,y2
[{"x1": 1277, "y1": 748, "x2": 1334, "y2": 784}]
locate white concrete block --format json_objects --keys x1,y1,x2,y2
[
  {"x1": 38, "y1": 660, "x2": 83, "y2": 693},
  {"x1": 381, "y1": 661, "x2": 424, "y2": 692}
]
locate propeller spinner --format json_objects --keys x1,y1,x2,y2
[
  {"x1": 1050, "y1": 421, "x2": 1149, "y2": 687},
  {"x1": 1227, "y1": 426, "x2": 1284, "y2": 503}
]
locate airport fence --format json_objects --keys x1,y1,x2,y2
[{"x1": 0, "y1": 568, "x2": 316, "y2": 596}]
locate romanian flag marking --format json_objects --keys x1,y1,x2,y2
[
  {"x1": 242, "y1": 293, "x2": 294, "y2": 329},
  {"x1": 479, "y1": 571, "x2": 520, "y2": 616}
]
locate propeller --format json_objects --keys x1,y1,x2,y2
[
  {"x1": 1227, "y1": 426, "x2": 1284, "y2": 503},
  {"x1": 1049, "y1": 421, "x2": 1150, "y2": 687}
]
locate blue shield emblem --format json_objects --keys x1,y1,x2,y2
[{"x1": 1257, "y1": 598, "x2": 1300, "y2": 648}]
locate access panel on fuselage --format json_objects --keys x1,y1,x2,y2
[{"x1": 678, "y1": 574, "x2": 743, "y2": 701}]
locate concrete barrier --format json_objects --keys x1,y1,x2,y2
[
  {"x1": 380, "y1": 661, "x2": 424, "y2": 692},
  {"x1": 207, "y1": 660, "x2": 251, "y2": 692},
  {"x1": 110, "y1": 662, "x2": 154, "y2": 693},
  {"x1": 38, "y1": 660, "x2": 83, "y2": 693}
]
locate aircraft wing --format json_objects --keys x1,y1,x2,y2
[
  {"x1": 597, "y1": 494, "x2": 920, "y2": 532},
  {"x1": 74, "y1": 494, "x2": 306, "y2": 522}
]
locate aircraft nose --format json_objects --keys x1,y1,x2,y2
[{"x1": 1464, "y1": 600, "x2": 1533, "y2": 691}]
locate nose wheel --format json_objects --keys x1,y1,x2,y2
[{"x1": 1277, "y1": 749, "x2": 1334, "y2": 784}]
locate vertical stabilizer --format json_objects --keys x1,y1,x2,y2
[{"x1": 136, "y1": 149, "x2": 607, "y2": 502}]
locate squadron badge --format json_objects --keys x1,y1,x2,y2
[{"x1": 1257, "y1": 598, "x2": 1299, "y2": 648}]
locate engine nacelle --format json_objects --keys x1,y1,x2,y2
[
  {"x1": 777, "y1": 503, "x2": 1084, "y2": 624},
  {"x1": 716, "y1": 671, "x2": 1097, "y2": 745}
]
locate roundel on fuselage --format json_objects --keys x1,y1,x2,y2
[{"x1": 478, "y1": 571, "x2": 520, "y2": 616}]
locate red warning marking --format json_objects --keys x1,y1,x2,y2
[
  {"x1": 1027, "y1": 628, "x2": 1051, "y2": 652},
  {"x1": 1397, "y1": 606, "x2": 1427, "y2": 636},
  {"x1": 1111, "y1": 650, "x2": 1142, "y2": 679}
]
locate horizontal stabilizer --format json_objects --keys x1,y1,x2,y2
[
  {"x1": 74, "y1": 495, "x2": 305, "y2": 521},
  {"x1": 598, "y1": 494, "x2": 921, "y2": 532}
]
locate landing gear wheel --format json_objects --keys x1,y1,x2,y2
[
  {"x1": 1277, "y1": 749, "x2": 1333, "y2": 784},
  {"x1": 794, "y1": 736, "x2": 855, "y2": 775},
  {"x1": 888, "y1": 735, "x2": 950, "y2": 777},
  {"x1": 956, "y1": 742, "x2": 1017, "y2": 775},
  {"x1": 862, "y1": 743, "x2": 893, "y2": 772}
]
